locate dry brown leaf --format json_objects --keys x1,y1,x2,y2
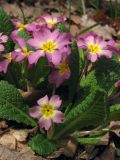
[
  {"x1": 109, "y1": 121, "x2": 120, "y2": 137},
  {"x1": 70, "y1": 25, "x2": 80, "y2": 37},
  {"x1": 0, "y1": 145, "x2": 44, "y2": 160},
  {"x1": 16, "y1": 142, "x2": 28, "y2": 152},
  {"x1": 58, "y1": 139, "x2": 78, "y2": 157},
  {"x1": 92, "y1": 10, "x2": 111, "y2": 24},
  {"x1": 98, "y1": 133, "x2": 109, "y2": 145},
  {"x1": 47, "y1": 148, "x2": 64, "y2": 159},
  {"x1": 0, "y1": 121, "x2": 8, "y2": 129},
  {"x1": 1, "y1": 3, "x2": 21, "y2": 16},
  {"x1": 85, "y1": 145, "x2": 99, "y2": 160},
  {"x1": 66, "y1": 139, "x2": 78, "y2": 156},
  {"x1": 80, "y1": 15, "x2": 116, "y2": 39},
  {"x1": 19, "y1": 88, "x2": 41, "y2": 105},
  {"x1": 10, "y1": 129, "x2": 29, "y2": 142},
  {"x1": 0, "y1": 133, "x2": 16, "y2": 150},
  {"x1": 71, "y1": 15, "x2": 81, "y2": 25}
]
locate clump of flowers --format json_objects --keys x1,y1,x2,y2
[{"x1": 1, "y1": 9, "x2": 120, "y2": 156}]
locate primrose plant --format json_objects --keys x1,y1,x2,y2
[{"x1": 0, "y1": 8, "x2": 120, "y2": 155}]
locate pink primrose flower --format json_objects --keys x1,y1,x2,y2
[
  {"x1": 28, "y1": 28, "x2": 71, "y2": 65},
  {"x1": 39, "y1": 14, "x2": 66, "y2": 28},
  {"x1": 11, "y1": 18, "x2": 36, "y2": 32},
  {"x1": 0, "y1": 52, "x2": 16, "y2": 73},
  {"x1": 29, "y1": 95, "x2": 64, "y2": 130},
  {"x1": 48, "y1": 56, "x2": 71, "y2": 88},
  {"x1": 77, "y1": 32, "x2": 113, "y2": 62},
  {"x1": 12, "y1": 37, "x2": 42, "y2": 64}
]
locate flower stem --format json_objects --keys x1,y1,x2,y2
[
  {"x1": 17, "y1": 0, "x2": 26, "y2": 24},
  {"x1": 68, "y1": 0, "x2": 72, "y2": 31},
  {"x1": 81, "y1": 0, "x2": 86, "y2": 15},
  {"x1": 47, "y1": 125, "x2": 54, "y2": 139}
]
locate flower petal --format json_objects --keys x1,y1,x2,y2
[
  {"x1": 49, "y1": 70, "x2": 64, "y2": 87},
  {"x1": 39, "y1": 116, "x2": 52, "y2": 130},
  {"x1": 37, "y1": 95, "x2": 49, "y2": 106},
  {"x1": 87, "y1": 54, "x2": 98, "y2": 62},
  {"x1": 0, "y1": 60, "x2": 10, "y2": 73},
  {"x1": 0, "y1": 44, "x2": 4, "y2": 51},
  {"x1": 1, "y1": 35, "x2": 8, "y2": 43},
  {"x1": 16, "y1": 37, "x2": 26, "y2": 48},
  {"x1": 49, "y1": 95, "x2": 62, "y2": 109},
  {"x1": 29, "y1": 106, "x2": 41, "y2": 119},
  {"x1": 52, "y1": 110, "x2": 64, "y2": 123},
  {"x1": 28, "y1": 50, "x2": 45, "y2": 64},
  {"x1": 28, "y1": 38, "x2": 41, "y2": 49}
]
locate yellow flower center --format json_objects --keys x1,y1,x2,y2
[
  {"x1": 88, "y1": 44, "x2": 100, "y2": 54},
  {"x1": 47, "y1": 20, "x2": 56, "y2": 25},
  {"x1": 18, "y1": 23, "x2": 27, "y2": 30},
  {"x1": 40, "y1": 104, "x2": 54, "y2": 119},
  {"x1": 5, "y1": 54, "x2": 12, "y2": 60},
  {"x1": 41, "y1": 40, "x2": 57, "y2": 53},
  {"x1": 58, "y1": 59, "x2": 70, "y2": 74},
  {"x1": 22, "y1": 48, "x2": 32, "y2": 56}
]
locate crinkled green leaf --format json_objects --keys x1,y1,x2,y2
[
  {"x1": 29, "y1": 134, "x2": 58, "y2": 155},
  {"x1": 74, "y1": 71, "x2": 101, "y2": 110},
  {"x1": 0, "y1": 80, "x2": 37, "y2": 126},
  {"x1": 53, "y1": 89, "x2": 106, "y2": 140},
  {"x1": 94, "y1": 58, "x2": 120, "y2": 92},
  {"x1": 80, "y1": 71, "x2": 98, "y2": 89}
]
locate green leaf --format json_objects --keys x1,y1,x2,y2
[
  {"x1": 94, "y1": 58, "x2": 120, "y2": 92},
  {"x1": 29, "y1": 134, "x2": 58, "y2": 155},
  {"x1": 17, "y1": 30, "x2": 31, "y2": 40},
  {"x1": 0, "y1": 8, "x2": 14, "y2": 52},
  {"x1": 116, "y1": 148, "x2": 120, "y2": 157},
  {"x1": 53, "y1": 89, "x2": 107, "y2": 140},
  {"x1": 0, "y1": 80, "x2": 37, "y2": 126},
  {"x1": 76, "y1": 137, "x2": 101, "y2": 145},
  {"x1": 80, "y1": 71, "x2": 98, "y2": 89},
  {"x1": 109, "y1": 104, "x2": 120, "y2": 121},
  {"x1": 68, "y1": 42, "x2": 79, "y2": 101},
  {"x1": 75, "y1": 71, "x2": 100, "y2": 110},
  {"x1": 57, "y1": 23, "x2": 68, "y2": 32}
]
